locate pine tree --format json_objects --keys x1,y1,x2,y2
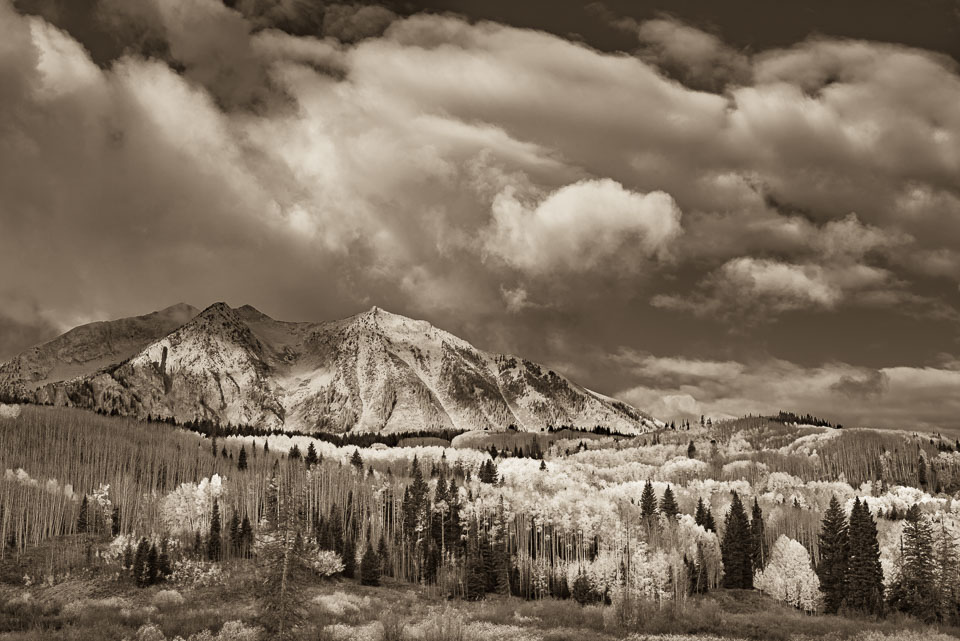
[
  {"x1": 158, "y1": 539, "x2": 172, "y2": 579},
  {"x1": 539, "y1": 460, "x2": 547, "y2": 472},
  {"x1": 208, "y1": 499, "x2": 222, "y2": 562},
  {"x1": 640, "y1": 480, "x2": 658, "y2": 519},
  {"x1": 288, "y1": 445, "x2": 301, "y2": 460},
  {"x1": 237, "y1": 446, "x2": 248, "y2": 471},
  {"x1": 935, "y1": 521, "x2": 960, "y2": 624},
  {"x1": 844, "y1": 498, "x2": 884, "y2": 615},
  {"x1": 229, "y1": 512, "x2": 241, "y2": 557},
  {"x1": 122, "y1": 542, "x2": 134, "y2": 571},
  {"x1": 378, "y1": 535, "x2": 390, "y2": 578},
  {"x1": 350, "y1": 449, "x2": 363, "y2": 470},
  {"x1": 687, "y1": 441, "x2": 697, "y2": 458},
  {"x1": 817, "y1": 495, "x2": 849, "y2": 614},
  {"x1": 133, "y1": 537, "x2": 150, "y2": 587},
  {"x1": 660, "y1": 485, "x2": 679, "y2": 519},
  {"x1": 889, "y1": 504, "x2": 937, "y2": 621},
  {"x1": 111, "y1": 506, "x2": 121, "y2": 537},
  {"x1": 77, "y1": 495, "x2": 89, "y2": 534},
  {"x1": 360, "y1": 542, "x2": 381, "y2": 586},
  {"x1": 240, "y1": 515, "x2": 253, "y2": 559},
  {"x1": 750, "y1": 498, "x2": 767, "y2": 570},
  {"x1": 342, "y1": 536, "x2": 356, "y2": 579},
  {"x1": 695, "y1": 497, "x2": 708, "y2": 528},
  {"x1": 721, "y1": 491, "x2": 753, "y2": 589},
  {"x1": 704, "y1": 508, "x2": 717, "y2": 533},
  {"x1": 146, "y1": 543, "x2": 159, "y2": 586},
  {"x1": 572, "y1": 571, "x2": 595, "y2": 604},
  {"x1": 918, "y1": 455, "x2": 928, "y2": 488},
  {"x1": 305, "y1": 443, "x2": 319, "y2": 468},
  {"x1": 258, "y1": 473, "x2": 307, "y2": 640}
]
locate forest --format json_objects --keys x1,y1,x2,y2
[{"x1": 2, "y1": 404, "x2": 960, "y2": 641}]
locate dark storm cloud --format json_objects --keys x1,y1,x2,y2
[{"x1": 1, "y1": 0, "x2": 960, "y2": 428}]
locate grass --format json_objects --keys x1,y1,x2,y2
[{"x1": 2, "y1": 573, "x2": 958, "y2": 641}]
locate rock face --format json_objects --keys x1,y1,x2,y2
[{"x1": 0, "y1": 303, "x2": 661, "y2": 434}]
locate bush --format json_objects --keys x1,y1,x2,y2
[{"x1": 152, "y1": 589, "x2": 186, "y2": 610}]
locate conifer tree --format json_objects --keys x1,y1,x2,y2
[
  {"x1": 229, "y1": 512, "x2": 241, "y2": 557},
  {"x1": 305, "y1": 443, "x2": 319, "y2": 468},
  {"x1": 111, "y1": 506, "x2": 121, "y2": 537},
  {"x1": 240, "y1": 515, "x2": 253, "y2": 558},
  {"x1": 258, "y1": 473, "x2": 307, "y2": 640},
  {"x1": 844, "y1": 498, "x2": 885, "y2": 615},
  {"x1": 288, "y1": 444, "x2": 301, "y2": 460},
  {"x1": 640, "y1": 480, "x2": 658, "y2": 519},
  {"x1": 378, "y1": 535, "x2": 390, "y2": 578},
  {"x1": 721, "y1": 491, "x2": 753, "y2": 589},
  {"x1": 695, "y1": 497, "x2": 708, "y2": 529},
  {"x1": 122, "y1": 542, "x2": 134, "y2": 571},
  {"x1": 935, "y1": 521, "x2": 960, "y2": 624},
  {"x1": 237, "y1": 446, "x2": 248, "y2": 471},
  {"x1": 77, "y1": 495, "x2": 89, "y2": 534},
  {"x1": 159, "y1": 539, "x2": 171, "y2": 579},
  {"x1": 704, "y1": 508, "x2": 717, "y2": 533},
  {"x1": 360, "y1": 542, "x2": 381, "y2": 586},
  {"x1": 350, "y1": 448, "x2": 363, "y2": 470},
  {"x1": 342, "y1": 536, "x2": 356, "y2": 579},
  {"x1": 572, "y1": 571, "x2": 595, "y2": 604},
  {"x1": 918, "y1": 455, "x2": 928, "y2": 488},
  {"x1": 687, "y1": 441, "x2": 697, "y2": 458},
  {"x1": 750, "y1": 498, "x2": 767, "y2": 570},
  {"x1": 208, "y1": 499, "x2": 222, "y2": 561},
  {"x1": 133, "y1": 537, "x2": 150, "y2": 587},
  {"x1": 817, "y1": 495, "x2": 849, "y2": 614},
  {"x1": 146, "y1": 543, "x2": 159, "y2": 586},
  {"x1": 660, "y1": 485, "x2": 679, "y2": 519},
  {"x1": 889, "y1": 504, "x2": 937, "y2": 621},
  {"x1": 539, "y1": 460, "x2": 547, "y2": 471}
]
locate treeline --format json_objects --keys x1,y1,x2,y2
[{"x1": 771, "y1": 411, "x2": 838, "y2": 428}]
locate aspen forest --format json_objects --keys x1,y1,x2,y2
[{"x1": 2, "y1": 404, "x2": 960, "y2": 641}]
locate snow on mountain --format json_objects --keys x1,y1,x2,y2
[
  {"x1": 0, "y1": 303, "x2": 198, "y2": 400},
  {"x1": 0, "y1": 303, "x2": 661, "y2": 434}
]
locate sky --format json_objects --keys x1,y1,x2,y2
[{"x1": 1, "y1": 0, "x2": 960, "y2": 431}]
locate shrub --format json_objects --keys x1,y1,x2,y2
[{"x1": 152, "y1": 589, "x2": 186, "y2": 610}]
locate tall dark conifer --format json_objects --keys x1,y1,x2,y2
[
  {"x1": 817, "y1": 495, "x2": 849, "y2": 614},
  {"x1": 208, "y1": 499, "x2": 222, "y2": 561},
  {"x1": 889, "y1": 504, "x2": 937, "y2": 621},
  {"x1": 640, "y1": 480, "x2": 658, "y2": 519},
  {"x1": 721, "y1": 491, "x2": 753, "y2": 589},
  {"x1": 844, "y1": 498, "x2": 884, "y2": 615},
  {"x1": 660, "y1": 485, "x2": 679, "y2": 519},
  {"x1": 750, "y1": 498, "x2": 767, "y2": 570}
]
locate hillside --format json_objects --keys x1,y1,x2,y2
[{"x1": 0, "y1": 303, "x2": 660, "y2": 434}]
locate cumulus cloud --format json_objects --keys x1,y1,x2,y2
[
  {"x1": 618, "y1": 357, "x2": 960, "y2": 431},
  {"x1": 483, "y1": 179, "x2": 682, "y2": 274}
]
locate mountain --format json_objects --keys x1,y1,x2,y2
[
  {"x1": 0, "y1": 303, "x2": 198, "y2": 400},
  {"x1": 0, "y1": 303, "x2": 661, "y2": 434}
]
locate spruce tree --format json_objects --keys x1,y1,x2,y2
[
  {"x1": 158, "y1": 539, "x2": 172, "y2": 579},
  {"x1": 342, "y1": 536, "x2": 356, "y2": 578},
  {"x1": 889, "y1": 504, "x2": 937, "y2": 621},
  {"x1": 918, "y1": 455, "x2": 928, "y2": 488},
  {"x1": 288, "y1": 445, "x2": 301, "y2": 460},
  {"x1": 77, "y1": 496, "x2": 89, "y2": 534},
  {"x1": 660, "y1": 485, "x2": 679, "y2": 519},
  {"x1": 133, "y1": 537, "x2": 150, "y2": 587},
  {"x1": 687, "y1": 441, "x2": 697, "y2": 458},
  {"x1": 640, "y1": 480, "x2": 658, "y2": 519},
  {"x1": 146, "y1": 543, "x2": 159, "y2": 586},
  {"x1": 704, "y1": 508, "x2": 717, "y2": 532},
  {"x1": 350, "y1": 449, "x2": 363, "y2": 470},
  {"x1": 111, "y1": 506, "x2": 121, "y2": 537},
  {"x1": 750, "y1": 498, "x2": 767, "y2": 570},
  {"x1": 378, "y1": 535, "x2": 390, "y2": 578},
  {"x1": 305, "y1": 443, "x2": 319, "y2": 468},
  {"x1": 229, "y1": 512, "x2": 241, "y2": 557},
  {"x1": 122, "y1": 542, "x2": 134, "y2": 571},
  {"x1": 695, "y1": 497, "x2": 708, "y2": 528},
  {"x1": 237, "y1": 446, "x2": 248, "y2": 471},
  {"x1": 721, "y1": 491, "x2": 753, "y2": 589},
  {"x1": 817, "y1": 495, "x2": 849, "y2": 614},
  {"x1": 844, "y1": 498, "x2": 885, "y2": 615},
  {"x1": 208, "y1": 499, "x2": 222, "y2": 561},
  {"x1": 240, "y1": 515, "x2": 253, "y2": 559},
  {"x1": 360, "y1": 542, "x2": 381, "y2": 586},
  {"x1": 935, "y1": 521, "x2": 960, "y2": 624}
]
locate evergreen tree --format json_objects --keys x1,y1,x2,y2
[
  {"x1": 77, "y1": 495, "x2": 89, "y2": 533},
  {"x1": 229, "y1": 512, "x2": 241, "y2": 557},
  {"x1": 817, "y1": 495, "x2": 849, "y2": 614},
  {"x1": 237, "y1": 446, "x2": 248, "y2": 471},
  {"x1": 660, "y1": 485, "x2": 679, "y2": 519},
  {"x1": 208, "y1": 499, "x2": 222, "y2": 561},
  {"x1": 935, "y1": 521, "x2": 960, "y2": 624},
  {"x1": 193, "y1": 530, "x2": 203, "y2": 559},
  {"x1": 288, "y1": 445, "x2": 301, "y2": 460},
  {"x1": 750, "y1": 498, "x2": 767, "y2": 570},
  {"x1": 133, "y1": 537, "x2": 150, "y2": 587},
  {"x1": 721, "y1": 491, "x2": 753, "y2": 589},
  {"x1": 687, "y1": 441, "x2": 697, "y2": 458},
  {"x1": 111, "y1": 506, "x2": 121, "y2": 537},
  {"x1": 258, "y1": 474, "x2": 307, "y2": 640},
  {"x1": 146, "y1": 543, "x2": 159, "y2": 586},
  {"x1": 158, "y1": 539, "x2": 172, "y2": 579},
  {"x1": 539, "y1": 460, "x2": 547, "y2": 472},
  {"x1": 360, "y1": 542, "x2": 381, "y2": 586},
  {"x1": 240, "y1": 515, "x2": 253, "y2": 559},
  {"x1": 350, "y1": 449, "x2": 363, "y2": 470},
  {"x1": 305, "y1": 443, "x2": 319, "y2": 468},
  {"x1": 918, "y1": 455, "x2": 928, "y2": 488},
  {"x1": 889, "y1": 504, "x2": 937, "y2": 621},
  {"x1": 844, "y1": 498, "x2": 885, "y2": 615},
  {"x1": 704, "y1": 507, "x2": 717, "y2": 533},
  {"x1": 572, "y1": 571, "x2": 595, "y2": 604},
  {"x1": 695, "y1": 497, "x2": 708, "y2": 528},
  {"x1": 342, "y1": 536, "x2": 356, "y2": 579},
  {"x1": 640, "y1": 480, "x2": 658, "y2": 518},
  {"x1": 122, "y1": 542, "x2": 134, "y2": 571},
  {"x1": 378, "y1": 535, "x2": 390, "y2": 578}
]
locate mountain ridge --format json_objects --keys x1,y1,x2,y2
[{"x1": 0, "y1": 302, "x2": 661, "y2": 434}]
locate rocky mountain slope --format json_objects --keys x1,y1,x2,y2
[{"x1": 0, "y1": 303, "x2": 660, "y2": 434}]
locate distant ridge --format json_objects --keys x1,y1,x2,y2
[{"x1": 0, "y1": 303, "x2": 661, "y2": 435}]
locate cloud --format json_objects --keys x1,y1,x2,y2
[
  {"x1": 322, "y1": 4, "x2": 397, "y2": 42},
  {"x1": 618, "y1": 356, "x2": 960, "y2": 431},
  {"x1": 652, "y1": 257, "x2": 894, "y2": 318},
  {"x1": 634, "y1": 18, "x2": 752, "y2": 92},
  {"x1": 483, "y1": 178, "x2": 682, "y2": 274}
]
